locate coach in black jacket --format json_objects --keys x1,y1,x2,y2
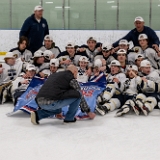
[
  {"x1": 20, "y1": 6, "x2": 49, "y2": 54},
  {"x1": 31, "y1": 65, "x2": 95, "y2": 125}
]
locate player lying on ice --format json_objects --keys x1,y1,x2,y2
[{"x1": 116, "y1": 60, "x2": 160, "y2": 116}]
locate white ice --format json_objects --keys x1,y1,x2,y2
[{"x1": 1, "y1": 103, "x2": 160, "y2": 160}]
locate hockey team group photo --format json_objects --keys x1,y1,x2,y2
[{"x1": 1, "y1": 2, "x2": 160, "y2": 160}]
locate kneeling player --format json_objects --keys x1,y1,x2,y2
[{"x1": 95, "y1": 60, "x2": 126, "y2": 115}]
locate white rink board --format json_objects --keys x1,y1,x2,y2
[
  {"x1": 1, "y1": 30, "x2": 160, "y2": 52},
  {"x1": 1, "y1": 103, "x2": 160, "y2": 160}
]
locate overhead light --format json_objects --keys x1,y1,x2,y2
[
  {"x1": 158, "y1": 4, "x2": 160, "y2": 7},
  {"x1": 45, "y1": 2, "x2": 53, "y2": 4},
  {"x1": 107, "y1": 1, "x2": 115, "y2": 3},
  {"x1": 65, "y1": 6, "x2": 70, "y2": 9},
  {"x1": 111, "y1": 5, "x2": 118, "y2": 8},
  {"x1": 55, "y1": 6, "x2": 62, "y2": 9}
]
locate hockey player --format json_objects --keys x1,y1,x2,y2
[
  {"x1": 57, "y1": 42, "x2": 76, "y2": 70},
  {"x1": 10, "y1": 36, "x2": 32, "y2": 62},
  {"x1": 94, "y1": 42, "x2": 115, "y2": 64},
  {"x1": 32, "y1": 50, "x2": 49, "y2": 78},
  {"x1": 11, "y1": 64, "x2": 36, "y2": 105},
  {"x1": 111, "y1": 39, "x2": 129, "y2": 57},
  {"x1": 135, "y1": 60, "x2": 160, "y2": 115},
  {"x1": 135, "y1": 54, "x2": 145, "y2": 70},
  {"x1": 138, "y1": 33, "x2": 160, "y2": 69},
  {"x1": 0, "y1": 52, "x2": 23, "y2": 103},
  {"x1": 89, "y1": 59, "x2": 106, "y2": 83},
  {"x1": 40, "y1": 58, "x2": 60, "y2": 77},
  {"x1": 78, "y1": 37, "x2": 101, "y2": 63},
  {"x1": 77, "y1": 56, "x2": 89, "y2": 83},
  {"x1": 116, "y1": 49, "x2": 129, "y2": 73},
  {"x1": 116, "y1": 65, "x2": 141, "y2": 116},
  {"x1": 95, "y1": 60, "x2": 126, "y2": 115},
  {"x1": 0, "y1": 52, "x2": 23, "y2": 85},
  {"x1": 39, "y1": 35, "x2": 61, "y2": 58}
]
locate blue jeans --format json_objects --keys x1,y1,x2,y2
[{"x1": 36, "y1": 98, "x2": 81, "y2": 121}]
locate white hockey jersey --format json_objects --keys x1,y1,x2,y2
[
  {"x1": 0, "y1": 58, "x2": 23, "y2": 85},
  {"x1": 11, "y1": 76, "x2": 31, "y2": 95},
  {"x1": 123, "y1": 77, "x2": 138, "y2": 95},
  {"x1": 85, "y1": 48, "x2": 99, "y2": 63},
  {"x1": 76, "y1": 67, "x2": 89, "y2": 83},
  {"x1": 11, "y1": 48, "x2": 32, "y2": 62},
  {"x1": 106, "y1": 72, "x2": 126, "y2": 92},
  {"x1": 39, "y1": 46, "x2": 60, "y2": 58},
  {"x1": 141, "y1": 47, "x2": 160, "y2": 69}
]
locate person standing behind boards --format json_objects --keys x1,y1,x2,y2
[{"x1": 20, "y1": 5, "x2": 49, "y2": 54}]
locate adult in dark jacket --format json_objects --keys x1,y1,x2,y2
[
  {"x1": 31, "y1": 65, "x2": 95, "y2": 125},
  {"x1": 112, "y1": 16, "x2": 160, "y2": 52},
  {"x1": 19, "y1": 5, "x2": 49, "y2": 54}
]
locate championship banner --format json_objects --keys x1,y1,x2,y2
[{"x1": 8, "y1": 77, "x2": 106, "y2": 119}]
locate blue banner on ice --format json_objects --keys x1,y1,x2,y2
[
  {"x1": 13, "y1": 77, "x2": 106, "y2": 118},
  {"x1": 13, "y1": 77, "x2": 46, "y2": 113}
]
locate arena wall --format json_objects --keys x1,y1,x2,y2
[{"x1": 0, "y1": 30, "x2": 160, "y2": 52}]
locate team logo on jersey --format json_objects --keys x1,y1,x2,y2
[
  {"x1": 13, "y1": 54, "x2": 18, "y2": 59},
  {"x1": 42, "y1": 23, "x2": 46, "y2": 28},
  {"x1": 134, "y1": 47, "x2": 139, "y2": 53}
]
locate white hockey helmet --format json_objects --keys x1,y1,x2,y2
[
  {"x1": 117, "y1": 49, "x2": 127, "y2": 55},
  {"x1": 50, "y1": 58, "x2": 59, "y2": 67},
  {"x1": 135, "y1": 54, "x2": 145, "y2": 61},
  {"x1": 33, "y1": 50, "x2": 44, "y2": 58},
  {"x1": 94, "y1": 59, "x2": 102, "y2": 68},
  {"x1": 134, "y1": 16, "x2": 144, "y2": 22},
  {"x1": 119, "y1": 39, "x2": 129, "y2": 46},
  {"x1": 138, "y1": 34, "x2": 148, "y2": 40},
  {"x1": 79, "y1": 56, "x2": 89, "y2": 62},
  {"x1": 44, "y1": 35, "x2": 53, "y2": 41},
  {"x1": 102, "y1": 42, "x2": 113, "y2": 51},
  {"x1": 44, "y1": 50, "x2": 53, "y2": 60},
  {"x1": 110, "y1": 60, "x2": 121, "y2": 67},
  {"x1": 127, "y1": 65, "x2": 138, "y2": 72},
  {"x1": 140, "y1": 60, "x2": 151, "y2": 67}
]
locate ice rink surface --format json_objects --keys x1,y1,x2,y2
[{"x1": 1, "y1": 103, "x2": 160, "y2": 160}]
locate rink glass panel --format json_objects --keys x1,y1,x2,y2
[{"x1": 0, "y1": 0, "x2": 160, "y2": 30}]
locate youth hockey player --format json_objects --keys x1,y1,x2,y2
[
  {"x1": 94, "y1": 42, "x2": 115, "y2": 64},
  {"x1": 40, "y1": 58, "x2": 60, "y2": 77},
  {"x1": 116, "y1": 49, "x2": 129, "y2": 73},
  {"x1": 10, "y1": 36, "x2": 32, "y2": 62},
  {"x1": 77, "y1": 56, "x2": 89, "y2": 83},
  {"x1": 0, "y1": 52, "x2": 23, "y2": 103},
  {"x1": 39, "y1": 35, "x2": 61, "y2": 58},
  {"x1": 95, "y1": 60, "x2": 126, "y2": 115},
  {"x1": 78, "y1": 37, "x2": 101, "y2": 63},
  {"x1": 32, "y1": 50, "x2": 49, "y2": 78},
  {"x1": 11, "y1": 64, "x2": 36, "y2": 105},
  {"x1": 138, "y1": 33, "x2": 160, "y2": 69},
  {"x1": 116, "y1": 65, "x2": 141, "y2": 116},
  {"x1": 135, "y1": 60, "x2": 160, "y2": 115}
]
